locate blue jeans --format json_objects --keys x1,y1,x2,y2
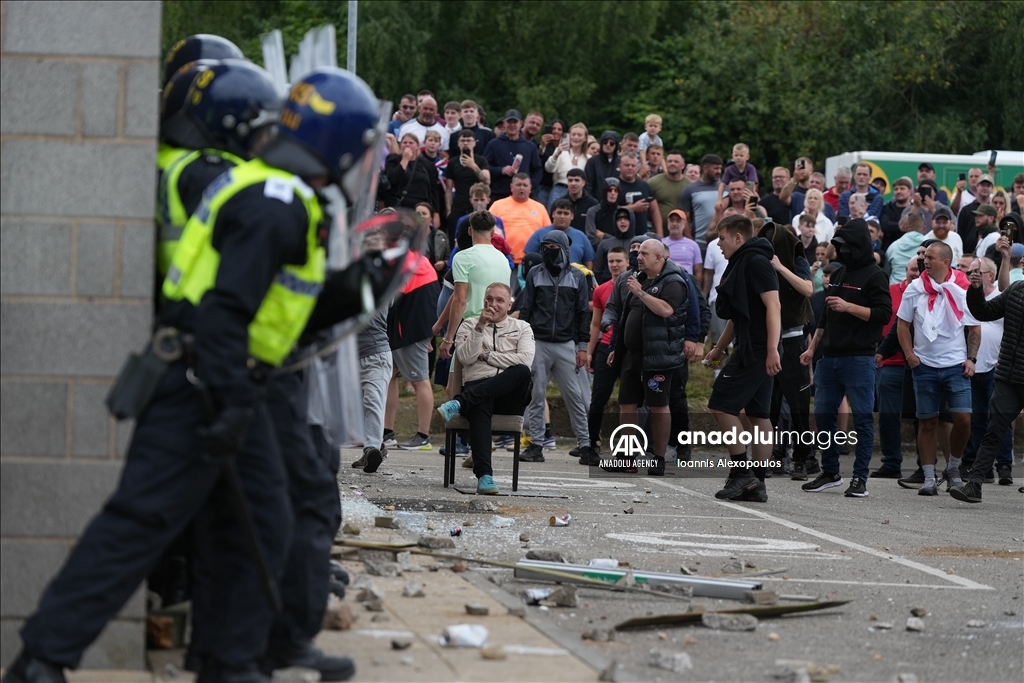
[
  {"x1": 534, "y1": 185, "x2": 551, "y2": 210},
  {"x1": 547, "y1": 183, "x2": 569, "y2": 213},
  {"x1": 876, "y1": 364, "x2": 905, "y2": 470},
  {"x1": 963, "y1": 369, "x2": 1013, "y2": 469},
  {"x1": 814, "y1": 355, "x2": 876, "y2": 481}
]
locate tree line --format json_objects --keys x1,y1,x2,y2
[{"x1": 164, "y1": 0, "x2": 1023, "y2": 169}]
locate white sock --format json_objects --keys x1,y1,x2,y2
[
  {"x1": 923, "y1": 464, "x2": 936, "y2": 482},
  {"x1": 947, "y1": 457, "x2": 962, "y2": 476}
]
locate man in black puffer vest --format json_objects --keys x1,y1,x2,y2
[
  {"x1": 950, "y1": 279, "x2": 1024, "y2": 502},
  {"x1": 758, "y1": 221, "x2": 817, "y2": 479},
  {"x1": 613, "y1": 238, "x2": 689, "y2": 475}
]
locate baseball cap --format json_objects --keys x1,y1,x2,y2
[
  {"x1": 668, "y1": 209, "x2": 686, "y2": 221},
  {"x1": 932, "y1": 205, "x2": 955, "y2": 221},
  {"x1": 1011, "y1": 243, "x2": 1024, "y2": 259},
  {"x1": 604, "y1": 177, "x2": 621, "y2": 190},
  {"x1": 978, "y1": 173, "x2": 994, "y2": 185},
  {"x1": 502, "y1": 109, "x2": 522, "y2": 122},
  {"x1": 973, "y1": 204, "x2": 997, "y2": 217},
  {"x1": 701, "y1": 154, "x2": 724, "y2": 166},
  {"x1": 918, "y1": 162, "x2": 935, "y2": 171}
]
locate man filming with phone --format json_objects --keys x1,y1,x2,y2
[{"x1": 446, "y1": 129, "x2": 491, "y2": 229}]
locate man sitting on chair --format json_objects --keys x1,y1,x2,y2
[{"x1": 436, "y1": 283, "x2": 535, "y2": 494}]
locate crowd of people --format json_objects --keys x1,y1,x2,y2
[{"x1": 367, "y1": 90, "x2": 1024, "y2": 504}]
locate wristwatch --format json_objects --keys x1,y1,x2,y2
[{"x1": 966, "y1": 356, "x2": 977, "y2": 363}]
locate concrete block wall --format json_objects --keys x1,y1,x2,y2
[{"x1": 0, "y1": 0, "x2": 162, "y2": 669}]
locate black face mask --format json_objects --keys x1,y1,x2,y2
[
  {"x1": 628, "y1": 251, "x2": 640, "y2": 272},
  {"x1": 542, "y1": 248, "x2": 563, "y2": 274},
  {"x1": 837, "y1": 244, "x2": 853, "y2": 264}
]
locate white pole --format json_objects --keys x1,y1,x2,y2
[{"x1": 347, "y1": 0, "x2": 358, "y2": 74}]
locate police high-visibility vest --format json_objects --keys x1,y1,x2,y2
[
  {"x1": 156, "y1": 148, "x2": 244, "y2": 277},
  {"x1": 157, "y1": 142, "x2": 190, "y2": 174},
  {"x1": 163, "y1": 158, "x2": 325, "y2": 366}
]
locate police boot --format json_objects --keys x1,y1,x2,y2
[
  {"x1": 263, "y1": 640, "x2": 355, "y2": 682},
  {"x1": 1, "y1": 650, "x2": 67, "y2": 683}
]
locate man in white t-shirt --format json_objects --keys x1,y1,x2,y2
[
  {"x1": 923, "y1": 205, "x2": 963, "y2": 264},
  {"x1": 896, "y1": 241, "x2": 980, "y2": 496},
  {"x1": 960, "y1": 257, "x2": 1014, "y2": 483},
  {"x1": 397, "y1": 96, "x2": 449, "y2": 153},
  {"x1": 702, "y1": 234, "x2": 730, "y2": 346}
]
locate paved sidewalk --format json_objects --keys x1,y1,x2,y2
[{"x1": 317, "y1": 535, "x2": 596, "y2": 682}]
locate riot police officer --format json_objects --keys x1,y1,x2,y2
[
  {"x1": 157, "y1": 35, "x2": 245, "y2": 200},
  {"x1": 157, "y1": 59, "x2": 280, "y2": 278},
  {"x1": 4, "y1": 68, "x2": 395, "y2": 683}
]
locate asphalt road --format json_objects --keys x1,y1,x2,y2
[{"x1": 339, "y1": 442, "x2": 1024, "y2": 683}]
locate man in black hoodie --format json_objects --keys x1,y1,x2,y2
[
  {"x1": 799, "y1": 219, "x2": 892, "y2": 498},
  {"x1": 593, "y1": 206, "x2": 636, "y2": 283},
  {"x1": 584, "y1": 130, "x2": 621, "y2": 197},
  {"x1": 517, "y1": 230, "x2": 594, "y2": 463},
  {"x1": 704, "y1": 215, "x2": 782, "y2": 503}
]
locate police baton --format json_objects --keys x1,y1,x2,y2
[{"x1": 187, "y1": 368, "x2": 283, "y2": 613}]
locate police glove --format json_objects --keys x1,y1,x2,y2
[{"x1": 198, "y1": 405, "x2": 255, "y2": 458}]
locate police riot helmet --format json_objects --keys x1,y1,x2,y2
[
  {"x1": 259, "y1": 67, "x2": 383, "y2": 212},
  {"x1": 161, "y1": 59, "x2": 281, "y2": 157},
  {"x1": 163, "y1": 34, "x2": 244, "y2": 87}
]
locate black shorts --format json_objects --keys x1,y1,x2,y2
[
  {"x1": 708, "y1": 353, "x2": 773, "y2": 418},
  {"x1": 618, "y1": 352, "x2": 674, "y2": 408}
]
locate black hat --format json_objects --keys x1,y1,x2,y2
[
  {"x1": 502, "y1": 109, "x2": 522, "y2": 122},
  {"x1": 918, "y1": 162, "x2": 935, "y2": 171}
]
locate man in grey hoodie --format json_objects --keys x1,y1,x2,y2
[{"x1": 517, "y1": 230, "x2": 594, "y2": 462}]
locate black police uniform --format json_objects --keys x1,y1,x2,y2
[{"x1": 20, "y1": 181, "x2": 308, "y2": 676}]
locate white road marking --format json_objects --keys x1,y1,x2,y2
[
  {"x1": 650, "y1": 479, "x2": 995, "y2": 591},
  {"x1": 604, "y1": 531, "x2": 847, "y2": 559},
  {"x1": 491, "y1": 475, "x2": 639, "y2": 490}
]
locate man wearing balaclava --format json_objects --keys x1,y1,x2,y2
[
  {"x1": 799, "y1": 218, "x2": 892, "y2": 498},
  {"x1": 516, "y1": 230, "x2": 594, "y2": 463},
  {"x1": 593, "y1": 206, "x2": 637, "y2": 283}
]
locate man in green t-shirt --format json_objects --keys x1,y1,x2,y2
[
  {"x1": 439, "y1": 210, "x2": 513, "y2": 359},
  {"x1": 648, "y1": 149, "x2": 692, "y2": 226}
]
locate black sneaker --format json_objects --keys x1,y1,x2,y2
[
  {"x1": 363, "y1": 447, "x2": 383, "y2": 473},
  {"x1": 578, "y1": 446, "x2": 600, "y2": 466},
  {"x1": 997, "y1": 466, "x2": 1012, "y2": 485},
  {"x1": 518, "y1": 443, "x2": 545, "y2": 462},
  {"x1": 715, "y1": 470, "x2": 760, "y2": 500},
  {"x1": 844, "y1": 476, "x2": 869, "y2": 497},
  {"x1": 802, "y1": 471, "x2": 843, "y2": 492},
  {"x1": 736, "y1": 479, "x2": 768, "y2": 502},
  {"x1": 350, "y1": 454, "x2": 367, "y2": 469},
  {"x1": 870, "y1": 467, "x2": 902, "y2": 479},
  {"x1": 569, "y1": 447, "x2": 581, "y2": 458},
  {"x1": 647, "y1": 457, "x2": 666, "y2": 477},
  {"x1": 898, "y1": 468, "x2": 925, "y2": 489},
  {"x1": 790, "y1": 461, "x2": 808, "y2": 481},
  {"x1": 949, "y1": 481, "x2": 982, "y2": 503},
  {"x1": 984, "y1": 469, "x2": 996, "y2": 484}
]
